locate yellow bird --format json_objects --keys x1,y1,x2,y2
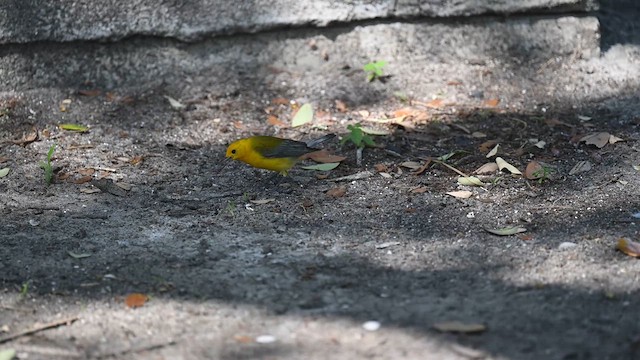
[{"x1": 225, "y1": 134, "x2": 335, "y2": 175}]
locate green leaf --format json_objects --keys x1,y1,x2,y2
[
  {"x1": 59, "y1": 123, "x2": 89, "y2": 132},
  {"x1": 484, "y1": 226, "x2": 527, "y2": 236},
  {"x1": 301, "y1": 162, "x2": 340, "y2": 171},
  {"x1": 46, "y1": 144, "x2": 56, "y2": 162},
  {"x1": 0, "y1": 167, "x2": 9, "y2": 178},
  {"x1": 0, "y1": 349, "x2": 16, "y2": 360},
  {"x1": 291, "y1": 103, "x2": 314, "y2": 127}
]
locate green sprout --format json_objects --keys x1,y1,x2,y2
[
  {"x1": 39, "y1": 144, "x2": 56, "y2": 185},
  {"x1": 19, "y1": 281, "x2": 30, "y2": 298},
  {"x1": 225, "y1": 201, "x2": 236, "y2": 217},
  {"x1": 532, "y1": 165, "x2": 554, "y2": 184},
  {"x1": 341, "y1": 124, "x2": 376, "y2": 166},
  {"x1": 363, "y1": 60, "x2": 388, "y2": 82},
  {"x1": 341, "y1": 124, "x2": 375, "y2": 149}
]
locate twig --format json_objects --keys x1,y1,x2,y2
[
  {"x1": 94, "y1": 339, "x2": 177, "y2": 359},
  {"x1": 0, "y1": 317, "x2": 78, "y2": 344},
  {"x1": 432, "y1": 160, "x2": 469, "y2": 177}
]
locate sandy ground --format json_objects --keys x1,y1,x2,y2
[{"x1": 1, "y1": 1, "x2": 640, "y2": 359}]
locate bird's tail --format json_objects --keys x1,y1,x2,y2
[{"x1": 306, "y1": 133, "x2": 336, "y2": 148}]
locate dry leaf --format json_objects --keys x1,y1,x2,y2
[
  {"x1": 335, "y1": 100, "x2": 348, "y2": 113},
  {"x1": 234, "y1": 335, "x2": 254, "y2": 344},
  {"x1": 495, "y1": 157, "x2": 522, "y2": 175},
  {"x1": 410, "y1": 186, "x2": 428, "y2": 193},
  {"x1": 12, "y1": 127, "x2": 38, "y2": 146},
  {"x1": 446, "y1": 190, "x2": 473, "y2": 199},
  {"x1": 479, "y1": 140, "x2": 498, "y2": 154},
  {"x1": 433, "y1": 321, "x2": 486, "y2": 334},
  {"x1": 486, "y1": 144, "x2": 499, "y2": 158},
  {"x1": 272, "y1": 97, "x2": 289, "y2": 106},
  {"x1": 302, "y1": 150, "x2": 346, "y2": 163},
  {"x1": 78, "y1": 168, "x2": 95, "y2": 176},
  {"x1": 267, "y1": 115, "x2": 287, "y2": 127},
  {"x1": 474, "y1": 162, "x2": 498, "y2": 174},
  {"x1": 74, "y1": 175, "x2": 93, "y2": 184},
  {"x1": 77, "y1": 89, "x2": 102, "y2": 97},
  {"x1": 580, "y1": 132, "x2": 610, "y2": 148},
  {"x1": 608, "y1": 134, "x2": 624, "y2": 144},
  {"x1": 484, "y1": 98, "x2": 500, "y2": 107},
  {"x1": 458, "y1": 176, "x2": 485, "y2": 186},
  {"x1": 525, "y1": 161, "x2": 544, "y2": 180},
  {"x1": 400, "y1": 161, "x2": 422, "y2": 170},
  {"x1": 358, "y1": 110, "x2": 370, "y2": 119},
  {"x1": 447, "y1": 80, "x2": 463, "y2": 86},
  {"x1": 484, "y1": 227, "x2": 527, "y2": 236},
  {"x1": 250, "y1": 198, "x2": 275, "y2": 205},
  {"x1": 0, "y1": 168, "x2": 9, "y2": 178},
  {"x1": 0, "y1": 156, "x2": 9, "y2": 163},
  {"x1": 379, "y1": 172, "x2": 392, "y2": 178},
  {"x1": 115, "y1": 182, "x2": 133, "y2": 191},
  {"x1": 471, "y1": 131, "x2": 486, "y2": 138},
  {"x1": 60, "y1": 98, "x2": 72, "y2": 112},
  {"x1": 569, "y1": 161, "x2": 592, "y2": 175},
  {"x1": 425, "y1": 98, "x2": 444, "y2": 108},
  {"x1": 124, "y1": 293, "x2": 149, "y2": 308},
  {"x1": 164, "y1": 95, "x2": 185, "y2": 110},
  {"x1": 374, "y1": 163, "x2": 388, "y2": 172},
  {"x1": 326, "y1": 186, "x2": 346, "y2": 198},
  {"x1": 79, "y1": 187, "x2": 101, "y2": 194},
  {"x1": 130, "y1": 156, "x2": 144, "y2": 165},
  {"x1": 617, "y1": 238, "x2": 640, "y2": 257}
]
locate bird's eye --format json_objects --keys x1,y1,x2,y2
[{"x1": 231, "y1": 149, "x2": 236, "y2": 154}]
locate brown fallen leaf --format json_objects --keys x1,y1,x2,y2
[
  {"x1": 272, "y1": 97, "x2": 289, "y2": 106},
  {"x1": 410, "y1": 186, "x2": 428, "y2": 194},
  {"x1": 446, "y1": 190, "x2": 473, "y2": 199},
  {"x1": 11, "y1": 126, "x2": 38, "y2": 146},
  {"x1": 580, "y1": 132, "x2": 609, "y2": 148},
  {"x1": 90, "y1": 178, "x2": 127, "y2": 196},
  {"x1": 524, "y1": 161, "x2": 544, "y2": 180},
  {"x1": 124, "y1": 293, "x2": 148, "y2": 308},
  {"x1": 479, "y1": 140, "x2": 498, "y2": 154},
  {"x1": 484, "y1": 98, "x2": 500, "y2": 108},
  {"x1": 56, "y1": 172, "x2": 71, "y2": 181},
  {"x1": 78, "y1": 168, "x2": 95, "y2": 176},
  {"x1": 412, "y1": 158, "x2": 432, "y2": 175},
  {"x1": 326, "y1": 186, "x2": 346, "y2": 198},
  {"x1": 425, "y1": 98, "x2": 444, "y2": 108},
  {"x1": 433, "y1": 321, "x2": 486, "y2": 334},
  {"x1": 302, "y1": 150, "x2": 346, "y2": 163},
  {"x1": 617, "y1": 238, "x2": 640, "y2": 257},
  {"x1": 77, "y1": 89, "x2": 102, "y2": 97},
  {"x1": 474, "y1": 162, "x2": 498, "y2": 175},
  {"x1": 0, "y1": 156, "x2": 9, "y2": 163},
  {"x1": 74, "y1": 175, "x2": 93, "y2": 184},
  {"x1": 335, "y1": 99, "x2": 348, "y2": 113},
  {"x1": 447, "y1": 80, "x2": 463, "y2": 86},
  {"x1": 267, "y1": 115, "x2": 287, "y2": 127},
  {"x1": 234, "y1": 335, "x2": 254, "y2": 344},
  {"x1": 374, "y1": 163, "x2": 388, "y2": 172}
]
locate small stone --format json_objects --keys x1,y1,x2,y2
[
  {"x1": 362, "y1": 321, "x2": 381, "y2": 331},
  {"x1": 255, "y1": 335, "x2": 276, "y2": 344},
  {"x1": 558, "y1": 242, "x2": 577, "y2": 250}
]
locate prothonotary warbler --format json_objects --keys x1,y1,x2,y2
[{"x1": 225, "y1": 134, "x2": 335, "y2": 175}]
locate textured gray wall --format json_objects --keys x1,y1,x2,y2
[{"x1": 0, "y1": 0, "x2": 597, "y2": 43}]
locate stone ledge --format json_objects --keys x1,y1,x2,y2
[{"x1": 0, "y1": 0, "x2": 598, "y2": 44}]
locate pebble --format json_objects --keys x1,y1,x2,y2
[
  {"x1": 362, "y1": 321, "x2": 381, "y2": 331},
  {"x1": 255, "y1": 335, "x2": 276, "y2": 344},
  {"x1": 558, "y1": 242, "x2": 577, "y2": 250}
]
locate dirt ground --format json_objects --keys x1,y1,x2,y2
[{"x1": 1, "y1": 1, "x2": 640, "y2": 360}]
